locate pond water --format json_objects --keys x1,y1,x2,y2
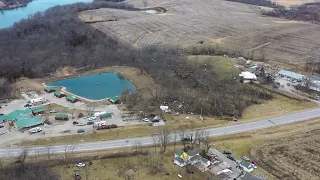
[
  {"x1": 0, "y1": 0, "x2": 92, "y2": 29},
  {"x1": 47, "y1": 73, "x2": 136, "y2": 100}
]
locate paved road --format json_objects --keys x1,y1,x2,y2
[{"x1": 0, "y1": 108, "x2": 319, "y2": 157}]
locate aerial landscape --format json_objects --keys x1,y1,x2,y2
[{"x1": 0, "y1": 0, "x2": 319, "y2": 179}]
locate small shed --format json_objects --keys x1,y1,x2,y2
[
  {"x1": 55, "y1": 114, "x2": 69, "y2": 121},
  {"x1": 30, "y1": 105, "x2": 46, "y2": 115},
  {"x1": 54, "y1": 91, "x2": 65, "y2": 98},
  {"x1": 44, "y1": 87, "x2": 56, "y2": 93},
  {"x1": 66, "y1": 96, "x2": 78, "y2": 103},
  {"x1": 100, "y1": 112, "x2": 113, "y2": 119},
  {"x1": 108, "y1": 96, "x2": 120, "y2": 104}
]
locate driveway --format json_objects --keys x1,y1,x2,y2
[{"x1": 208, "y1": 148, "x2": 240, "y2": 179}]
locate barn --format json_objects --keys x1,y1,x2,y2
[
  {"x1": 108, "y1": 96, "x2": 120, "y2": 104},
  {"x1": 55, "y1": 114, "x2": 69, "y2": 121},
  {"x1": 30, "y1": 105, "x2": 46, "y2": 115}
]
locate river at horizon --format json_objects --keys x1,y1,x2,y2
[{"x1": 0, "y1": 0, "x2": 92, "y2": 29}]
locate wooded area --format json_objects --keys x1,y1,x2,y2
[
  {"x1": 0, "y1": 0, "x2": 32, "y2": 10},
  {"x1": 0, "y1": 1, "x2": 272, "y2": 116}
]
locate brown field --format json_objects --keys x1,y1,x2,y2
[
  {"x1": 211, "y1": 118, "x2": 320, "y2": 180},
  {"x1": 79, "y1": 0, "x2": 320, "y2": 68}
]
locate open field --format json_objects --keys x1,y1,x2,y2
[
  {"x1": 53, "y1": 146, "x2": 208, "y2": 180},
  {"x1": 211, "y1": 118, "x2": 320, "y2": 180},
  {"x1": 79, "y1": 0, "x2": 320, "y2": 68}
]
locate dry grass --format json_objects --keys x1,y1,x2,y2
[
  {"x1": 210, "y1": 118, "x2": 320, "y2": 180},
  {"x1": 80, "y1": 0, "x2": 320, "y2": 68},
  {"x1": 53, "y1": 146, "x2": 208, "y2": 180},
  {"x1": 272, "y1": 0, "x2": 320, "y2": 6}
]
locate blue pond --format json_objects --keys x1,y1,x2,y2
[
  {"x1": 47, "y1": 73, "x2": 136, "y2": 100},
  {"x1": 0, "y1": 0, "x2": 92, "y2": 29}
]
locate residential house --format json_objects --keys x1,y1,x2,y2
[
  {"x1": 30, "y1": 105, "x2": 46, "y2": 115},
  {"x1": 239, "y1": 160, "x2": 254, "y2": 172},
  {"x1": 199, "y1": 157, "x2": 211, "y2": 168},
  {"x1": 189, "y1": 154, "x2": 201, "y2": 165},
  {"x1": 278, "y1": 70, "x2": 304, "y2": 82},
  {"x1": 174, "y1": 150, "x2": 189, "y2": 167},
  {"x1": 187, "y1": 149, "x2": 200, "y2": 160},
  {"x1": 209, "y1": 162, "x2": 232, "y2": 175}
]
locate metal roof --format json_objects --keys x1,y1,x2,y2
[{"x1": 278, "y1": 70, "x2": 304, "y2": 80}]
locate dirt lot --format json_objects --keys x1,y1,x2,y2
[
  {"x1": 79, "y1": 0, "x2": 320, "y2": 69},
  {"x1": 211, "y1": 118, "x2": 320, "y2": 180}
]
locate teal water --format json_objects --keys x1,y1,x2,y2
[
  {"x1": 47, "y1": 73, "x2": 136, "y2": 100},
  {"x1": 0, "y1": 0, "x2": 92, "y2": 29}
]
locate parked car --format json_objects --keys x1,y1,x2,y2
[
  {"x1": 142, "y1": 118, "x2": 149, "y2": 122},
  {"x1": 0, "y1": 124, "x2": 4, "y2": 128},
  {"x1": 49, "y1": 109, "x2": 58, "y2": 113},
  {"x1": 87, "y1": 121, "x2": 94, "y2": 125},
  {"x1": 77, "y1": 129, "x2": 85, "y2": 133},
  {"x1": 29, "y1": 127, "x2": 42, "y2": 134},
  {"x1": 242, "y1": 156, "x2": 250, "y2": 161},
  {"x1": 227, "y1": 155, "x2": 236, "y2": 161},
  {"x1": 223, "y1": 150, "x2": 232, "y2": 155},
  {"x1": 74, "y1": 172, "x2": 81, "y2": 180},
  {"x1": 0, "y1": 113, "x2": 4, "y2": 116},
  {"x1": 76, "y1": 162, "x2": 86, "y2": 167},
  {"x1": 73, "y1": 121, "x2": 79, "y2": 125},
  {"x1": 287, "y1": 83, "x2": 291, "y2": 86},
  {"x1": 0, "y1": 132, "x2": 5, "y2": 135},
  {"x1": 24, "y1": 104, "x2": 32, "y2": 108}
]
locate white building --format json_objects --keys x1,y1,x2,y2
[
  {"x1": 239, "y1": 71, "x2": 257, "y2": 82},
  {"x1": 30, "y1": 97, "x2": 45, "y2": 104}
]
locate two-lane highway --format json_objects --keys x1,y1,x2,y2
[{"x1": 0, "y1": 108, "x2": 319, "y2": 157}]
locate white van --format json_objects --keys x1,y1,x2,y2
[{"x1": 29, "y1": 127, "x2": 42, "y2": 134}]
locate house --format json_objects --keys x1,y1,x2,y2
[
  {"x1": 44, "y1": 87, "x2": 55, "y2": 93},
  {"x1": 55, "y1": 114, "x2": 69, "y2": 121},
  {"x1": 174, "y1": 157, "x2": 187, "y2": 167},
  {"x1": 278, "y1": 70, "x2": 304, "y2": 82},
  {"x1": 239, "y1": 71, "x2": 257, "y2": 82},
  {"x1": 7, "y1": 110, "x2": 43, "y2": 130},
  {"x1": 30, "y1": 105, "x2": 46, "y2": 115},
  {"x1": 66, "y1": 96, "x2": 78, "y2": 103},
  {"x1": 187, "y1": 149, "x2": 200, "y2": 160},
  {"x1": 199, "y1": 157, "x2": 211, "y2": 168},
  {"x1": 174, "y1": 150, "x2": 189, "y2": 167},
  {"x1": 108, "y1": 96, "x2": 120, "y2": 104},
  {"x1": 189, "y1": 154, "x2": 201, "y2": 165},
  {"x1": 54, "y1": 91, "x2": 65, "y2": 98},
  {"x1": 239, "y1": 160, "x2": 254, "y2": 172}
]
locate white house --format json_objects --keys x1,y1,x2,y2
[
  {"x1": 174, "y1": 150, "x2": 189, "y2": 167},
  {"x1": 303, "y1": 75, "x2": 320, "y2": 92},
  {"x1": 239, "y1": 160, "x2": 254, "y2": 172},
  {"x1": 189, "y1": 154, "x2": 201, "y2": 165},
  {"x1": 187, "y1": 149, "x2": 200, "y2": 160},
  {"x1": 199, "y1": 157, "x2": 211, "y2": 168}
]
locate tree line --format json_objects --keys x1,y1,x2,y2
[
  {"x1": 0, "y1": 0, "x2": 32, "y2": 10},
  {"x1": 0, "y1": 1, "x2": 272, "y2": 117}
]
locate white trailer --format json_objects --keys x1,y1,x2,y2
[
  {"x1": 94, "y1": 121, "x2": 106, "y2": 126},
  {"x1": 30, "y1": 97, "x2": 45, "y2": 104}
]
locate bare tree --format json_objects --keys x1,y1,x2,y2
[
  {"x1": 173, "y1": 128, "x2": 177, "y2": 151},
  {"x1": 151, "y1": 134, "x2": 158, "y2": 153},
  {"x1": 158, "y1": 126, "x2": 171, "y2": 152},
  {"x1": 178, "y1": 126, "x2": 187, "y2": 149},
  {"x1": 86, "y1": 102, "x2": 97, "y2": 116}
]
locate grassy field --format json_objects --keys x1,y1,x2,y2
[
  {"x1": 53, "y1": 146, "x2": 208, "y2": 180},
  {"x1": 81, "y1": 0, "x2": 320, "y2": 67},
  {"x1": 210, "y1": 118, "x2": 320, "y2": 180}
]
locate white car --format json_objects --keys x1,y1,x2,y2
[
  {"x1": 49, "y1": 109, "x2": 58, "y2": 113},
  {"x1": 76, "y1": 162, "x2": 86, "y2": 167},
  {"x1": 29, "y1": 127, "x2": 42, "y2": 134},
  {"x1": 142, "y1": 118, "x2": 149, "y2": 122}
]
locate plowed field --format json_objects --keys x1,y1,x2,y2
[{"x1": 79, "y1": 0, "x2": 320, "y2": 66}]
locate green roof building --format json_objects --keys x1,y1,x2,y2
[
  {"x1": 44, "y1": 87, "x2": 56, "y2": 93},
  {"x1": 108, "y1": 96, "x2": 119, "y2": 104},
  {"x1": 7, "y1": 110, "x2": 43, "y2": 130},
  {"x1": 55, "y1": 114, "x2": 69, "y2": 120},
  {"x1": 66, "y1": 96, "x2": 78, "y2": 103},
  {"x1": 30, "y1": 105, "x2": 46, "y2": 115},
  {"x1": 0, "y1": 115, "x2": 9, "y2": 122},
  {"x1": 100, "y1": 112, "x2": 113, "y2": 119}
]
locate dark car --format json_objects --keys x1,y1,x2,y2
[
  {"x1": 74, "y1": 172, "x2": 81, "y2": 180},
  {"x1": 77, "y1": 129, "x2": 85, "y2": 133},
  {"x1": 0, "y1": 113, "x2": 4, "y2": 116},
  {"x1": 223, "y1": 150, "x2": 232, "y2": 155},
  {"x1": 227, "y1": 155, "x2": 236, "y2": 161},
  {"x1": 87, "y1": 121, "x2": 94, "y2": 125},
  {"x1": 73, "y1": 121, "x2": 79, "y2": 125}
]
